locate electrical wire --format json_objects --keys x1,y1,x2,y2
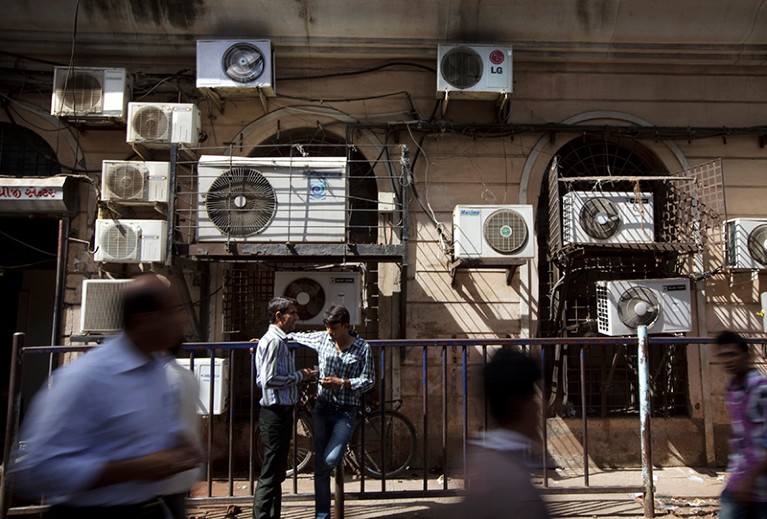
[
  {"x1": 278, "y1": 62, "x2": 436, "y2": 81},
  {"x1": 0, "y1": 229, "x2": 58, "y2": 257}
]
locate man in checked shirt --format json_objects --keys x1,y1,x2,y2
[
  {"x1": 254, "y1": 297, "x2": 318, "y2": 519},
  {"x1": 290, "y1": 304, "x2": 375, "y2": 519}
]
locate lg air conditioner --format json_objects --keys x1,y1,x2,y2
[
  {"x1": 437, "y1": 44, "x2": 513, "y2": 99},
  {"x1": 197, "y1": 155, "x2": 347, "y2": 242},
  {"x1": 562, "y1": 191, "x2": 655, "y2": 245},
  {"x1": 126, "y1": 102, "x2": 200, "y2": 147},
  {"x1": 80, "y1": 279, "x2": 132, "y2": 334},
  {"x1": 596, "y1": 278, "x2": 692, "y2": 336},
  {"x1": 274, "y1": 271, "x2": 362, "y2": 326},
  {"x1": 725, "y1": 218, "x2": 767, "y2": 270},
  {"x1": 94, "y1": 219, "x2": 168, "y2": 263},
  {"x1": 452, "y1": 205, "x2": 534, "y2": 263},
  {"x1": 51, "y1": 67, "x2": 129, "y2": 120},
  {"x1": 196, "y1": 39, "x2": 275, "y2": 96},
  {"x1": 101, "y1": 160, "x2": 170, "y2": 203}
]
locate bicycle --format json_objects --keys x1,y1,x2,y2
[{"x1": 255, "y1": 385, "x2": 417, "y2": 479}]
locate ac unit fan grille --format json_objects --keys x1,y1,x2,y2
[
  {"x1": 617, "y1": 286, "x2": 660, "y2": 329},
  {"x1": 222, "y1": 43, "x2": 265, "y2": 83},
  {"x1": 281, "y1": 277, "x2": 326, "y2": 322},
  {"x1": 57, "y1": 71, "x2": 103, "y2": 112},
  {"x1": 106, "y1": 164, "x2": 145, "y2": 199},
  {"x1": 132, "y1": 106, "x2": 170, "y2": 141},
  {"x1": 205, "y1": 167, "x2": 277, "y2": 236},
  {"x1": 100, "y1": 223, "x2": 139, "y2": 260},
  {"x1": 748, "y1": 224, "x2": 767, "y2": 266},
  {"x1": 482, "y1": 208, "x2": 529, "y2": 254},
  {"x1": 440, "y1": 47, "x2": 483, "y2": 89},
  {"x1": 579, "y1": 197, "x2": 621, "y2": 239}
]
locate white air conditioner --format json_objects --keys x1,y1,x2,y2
[
  {"x1": 51, "y1": 67, "x2": 129, "y2": 120},
  {"x1": 596, "y1": 278, "x2": 692, "y2": 336},
  {"x1": 274, "y1": 271, "x2": 362, "y2": 326},
  {"x1": 452, "y1": 205, "x2": 534, "y2": 263},
  {"x1": 94, "y1": 219, "x2": 168, "y2": 263},
  {"x1": 101, "y1": 160, "x2": 170, "y2": 203},
  {"x1": 197, "y1": 155, "x2": 347, "y2": 242},
  {"x1": 562, "y1": 191, "x2": 655, "y2": 245},
  {"x1": 725, "y1": 218, "x2": 767, "y2": 270},
  {"x1": 196, "y1": 39, "x2": 275, "y2": 96},
  {"x1": 80, "y1": 279, "x2": 132, "y2": 334},
  {"x1": 437, "y1": 44, "x2": 513, "y2": 99},
  {"x1": 176, "y1": 358, "x2": 230, "y2": 415},
  {"x1": 126, "y1": 102, "x2": 200, "y2": 147}
]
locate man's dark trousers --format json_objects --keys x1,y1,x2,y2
[{"x1": 253, "y1": 404, "x2": 294, "y2": 519}]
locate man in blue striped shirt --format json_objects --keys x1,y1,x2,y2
[
  {"x1": 254, "y1": 297, "x2": 317, "y2": 519},
  {"x1": 290, "y1": 304, "x2": 375, "y2": 519}
]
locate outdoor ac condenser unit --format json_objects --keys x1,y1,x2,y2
[
  {"x1": 101, "y1": 160, "x2": 170, "y2": 203},
  {"x1": 176, "y1": 358, "x2": 230, "y2": 415},
  {"x1": 562, "y1": 191, "x2": 655, "y2": 245},
  {"x1": 725, "y1": 218, "x2": 767, "y2": 270},
  {"x1": 126, "y1": 102, "x2": 200, "y2": 147},
  {"x1": 274, "y1": 271, "x2": 362, "y2": 326},
  {"x1": 80, "y1": 279, "x2": 132, "y2": 334},
  {"x1": 452, "y1": 204, "x2": 535, "y2": 263},
  {"x1": 197, "y1": 155, "x2": 347, "y2": 242},
  {"x1": 596, "y1": 278, "x2": 692, "y2": 336},
  {"x1": 51, "y1": 66, "x2": 129, "y2": 120},
  {"x1": 437, "y1": 44, "x2": 513, "y2": 99},
  {"x1": 196, "y1": 39, "x2": 276, "y2": 96},
  {"x1": 94, "y1": 219, "x2": 168, "y2": 263}
]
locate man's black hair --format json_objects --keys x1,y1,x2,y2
[
  {"x1": 484, "y1": 348, "x2": 541, "y2": 424},
  {"x1": 122, "y1": 283, "x2": 165, "y2": 328},
  {"x1": 267, "y1": 297, "x2": 297, "y2": 324},
  {"x1": 322, "y1": 304, "x2": 350, "y2": 327},
  {"x1": 715, "y1": 329, "x2": 749, "y2": 353}
]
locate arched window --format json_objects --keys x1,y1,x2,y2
[{"x1": 0, "y1": 123, "x2": 60, "y2": 177}]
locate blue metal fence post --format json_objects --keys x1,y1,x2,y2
[{"x1": 637, "y1": 325, "x2": 655, "y2": 518}]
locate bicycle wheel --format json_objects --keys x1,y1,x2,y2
[
  {"x1": 351, "y1": 410, "x2": 416, "y2": 478},
  {"x1": 256, "y1": 413, "x2": 313, "y2": 477}
]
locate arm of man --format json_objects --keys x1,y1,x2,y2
[
  {"x1": 288, "y1": 331, "x2": 327, "y2": 352},
  {"x1": 348, "y1": 341, "x2": 375, "y2": 392}
]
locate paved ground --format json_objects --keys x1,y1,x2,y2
[{"x1": 187, "y1": 466, "x2": 725, "y2": 518}]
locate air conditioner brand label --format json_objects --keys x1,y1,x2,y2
[
  {"x1": 460, "y1": 209, "x2": 480, "y2": 216},
  {"x1": 172, "y1": 106, "x2": 192, "y2": 112},
  {"x1": 499, "y1": 225, "x2": 512, "y2": 238},
  {"x1": 663, "y1": 284, "x2": 687, "y2": 292},
  {"x1": 306, "y1": 169, "x2": 342, "y2": 178},
  {"x1": 309, "y1": 178, "x2": 327, "y2": 200},
  {"x1": 331, "y1": 277, "x2": 355, "y2": 284},
  {"x1": 625, "y1": 197, "x2": 651, "y2": 204},
  {"x1": 140, "y1": 235, "x2": 160, "y2": 240}
]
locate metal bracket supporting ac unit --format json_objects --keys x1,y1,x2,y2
[{"x1": 448, "y1": 257, "x2": 522, "y2": 288}]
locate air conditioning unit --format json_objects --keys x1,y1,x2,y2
[
  {"x1": 176, "y1": 358, "x2": 230, "y2": 415},
  {"x1": 437, "y1": 44, "x2": 513, "y2": 99},
  {"x1": 51, "y1": 67, "x2": 129, "y2": 120},
  {"x1": 596, "y1": 278, "x2": 692, "y2": 336},
  {"x1": 725, "y1": 218, "x2": 767, "y2": 270},
  {"x1": 196, "y1": 39, "x2": 275, "y2": 96},
  {"x1": 197, "y1": 155, "x2": 347, "y2": 242},
  {"x1": 126, "y1": 102, "x2": 200, "y2": 147},
  {"x1": 80, "y1": 279, "x2": 132, "y2": 334},
  {"x1": 274, "y1": 271, "x2": 362, "y2": 326},
  {"x1": 101, "y1": 160, "x2": 170, "y2": 203},
  {"x1": 562, "y1": 191, "x2": 655, "y2": 245},
  {"x1": 452, "y1": 205, "x2": 534, "y2": 263},
  {"x1": 94, "y1": 219, "x2": 168, "y2": 263}
]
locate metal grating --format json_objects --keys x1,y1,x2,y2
[{"x1": 223, "y1": 266, "x2": 274, "y2": 339}]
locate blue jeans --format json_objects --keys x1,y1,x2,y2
[
  {"x1": 312, "y1": 400, "x2": 357, "y2": 519},
  {"x1": 720, "y1": 489, "x2": 767, "y2": 519}
]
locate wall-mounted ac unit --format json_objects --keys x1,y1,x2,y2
[
  {"x1": 51, "y1": 67, "x2": 129, "y2": 120},
  {"x1": 725, "y1": 218, "x2": 767, "y2": 270},
  {"x1": 196, "y1": 39, "x2": 275, "y2": 96},
  {"x1": 596, "y1": 278, "x2": 692, "y2": 336},
  {"x1": 80, "y1": 279, "x2": 132, "y2": 334},
  {"x1": 101, "y1": 160, "x2": 170, "y2": 203},
  {"x1": 562, "y1": 191, "x2": 655, "y2": 245},
  {"x1": 452, "y1": 205, "x2": 534, "y2": 263},
  {"x1": 274, "y1": 271, "x2": 362, "y2": 326},
  {"x1": 126, "y1": 102, "x2": 200, "y2": 147},
  {"x1": 437, "y1": 44, "x2": 513, "y2": 99},
  {"x1": 176, "y1": 358, "x2": 230, "y2": 415},
  {"x1": 197, "y1": 155, "x2": 347, "y2": 242},
  {"x1": 94, "y1": 219, "x2": 168, "y2": 263}
]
